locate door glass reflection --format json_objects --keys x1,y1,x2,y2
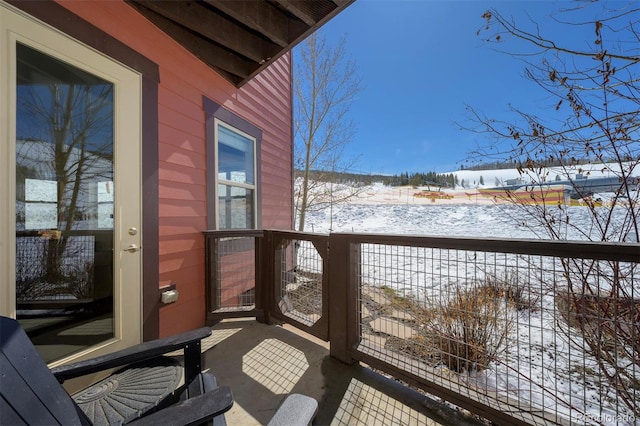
[{"x1": 15, "y1": 43, "x2": 115, "y2": 363}]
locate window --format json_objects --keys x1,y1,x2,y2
[
  {"x1": 216, "y1": 121, "x2": 256, "y2": 229},
  {"x1": 24, "y1": 179, "x2": 57, "y2": 230},
  {"x1": 204, "y1": 97, "x2": 261, "y2": 229}
]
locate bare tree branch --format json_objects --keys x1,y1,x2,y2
[
  {"x1": 465, "y1": 3, "x2": 640, "y2": 415},
  {"x1": 293, "y1": 32, "x2": 362, "y2": 231}
]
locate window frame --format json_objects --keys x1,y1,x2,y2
[
  {"x1": 214, "y1": 119, "x2": 257, "y2": 229},
  {"x1": 204, "y1": 97, "x2": 262, "y2": 230}
]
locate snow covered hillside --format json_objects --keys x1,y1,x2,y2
[
  {"x1": 301, "y1": 162, "x2": 638, "y2": 241},
  {"x1": 451, "y1": 162, "x2": 635, "y2": 190}
]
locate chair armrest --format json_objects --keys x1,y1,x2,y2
[
  {"x1": 128, "y1": 386, "x2": 233, "y2": 426},
  {"x1": 52, "y1": 327, "x2": 212, "y2": 382}
]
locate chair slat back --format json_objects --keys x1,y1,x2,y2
[{"x1": 0, "y1": 316, "x2": 90, "y2": 425}]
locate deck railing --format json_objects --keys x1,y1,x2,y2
[{"x1": 204, "y1": 230, "x2": 639, "y2": 425}]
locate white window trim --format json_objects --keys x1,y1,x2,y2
[{"x1": 214, "y1": 118, "x2": 258, "y2": 229}]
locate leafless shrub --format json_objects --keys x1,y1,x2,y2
[
  {"x1": 484, "y1": 271, "x2": 540, "y2": 312},
  {"x1": 65, "y1": 260, "x2": 94, "y2": 299},
  {"x1": 422, "y1": 285, "x2": 515, "y2": 373}
]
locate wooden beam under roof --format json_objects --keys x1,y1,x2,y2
[
  {"x1": 132, "y1": 1, "x2": 281, "y2": 64},
  {"x1": 128, "y1": 2, "x2": 252, "y2": 84},
  {"x1": 203, "y1": 0, "x2": 300, "y2": 48},
  {"x1": 126, "y1": 0, "x2": 355, "y2": 87},
  {"x1": 275, "y1": 0, "x2": 318, "y2": 27}
]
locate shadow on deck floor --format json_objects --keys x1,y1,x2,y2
[{"x1": 201, "y1": 318, "x2": 484, "y2": 426}]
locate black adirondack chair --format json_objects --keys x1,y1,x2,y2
[{"x1": 0, "y1": 315, "x2": 233, "y2": 425}]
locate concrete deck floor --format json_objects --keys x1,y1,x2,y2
[{"x1": 200, "y1": 318, "x2": 484, "y2": 426}]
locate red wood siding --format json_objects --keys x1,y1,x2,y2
[{"x1": 57, "y1": 1, "x2": 293, "y2": 336}]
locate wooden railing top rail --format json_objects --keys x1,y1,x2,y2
[
  {"x1": 330, "y1": 232, "x2": 640, "y2": 262},
  {"x1": 204, "y1": 229, "x2": 638, "y2": 262},
  {"x1": 203, "y1": 229, "x2": 264, "y2": 238}
]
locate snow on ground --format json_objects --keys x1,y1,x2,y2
[
  {"x1": 303, "y1": 172, "x2": 638, "y2": 425},
  {"x1": 305, "y1": 181, "x2": 621, "y2": 240}
]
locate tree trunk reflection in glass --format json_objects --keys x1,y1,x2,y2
[{"x1": 16, "y1": 43, "x2": 115, "y2": 363}]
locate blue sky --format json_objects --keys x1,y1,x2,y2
[{"x1": 311, "y1": 0, "x2": 623, "y2": 175}]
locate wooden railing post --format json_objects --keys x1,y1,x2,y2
[
  {"x1": 255, "y1": 230, "x2": 272, "y2": 324},
  {"x1": 328, "y1": 233, "x2": 358, "y2": 364},
  {"x1": 203, "y1": 233, "x2": 218, "y2": 321}
]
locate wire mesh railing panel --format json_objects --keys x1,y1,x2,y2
[
  {"x1": 214, "y1": 236, "x2": 256, "y2": 311},
  {"x1": 277, "y1": 239, "x2": 323, "y2": 326},
  {"x1": 354, "y1": 241, "x2": 639, "y2": 425},
  {"x1": 16, "y1": 234, "x2": 96, "y2": 302},
  {"x1": 331, "y1": 378, "x2": 436, "y2": 426}
]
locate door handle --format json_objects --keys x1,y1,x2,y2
[{"x1": 123, "y1": 244, "x2": 140, "y2": 253}]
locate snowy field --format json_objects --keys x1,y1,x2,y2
[
  {"x1": 302, "y1": 178, "x2": 639, "y2": 425},
  {"x1": 305, "y1": 181, "x2": 633, "y2": 241}
]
